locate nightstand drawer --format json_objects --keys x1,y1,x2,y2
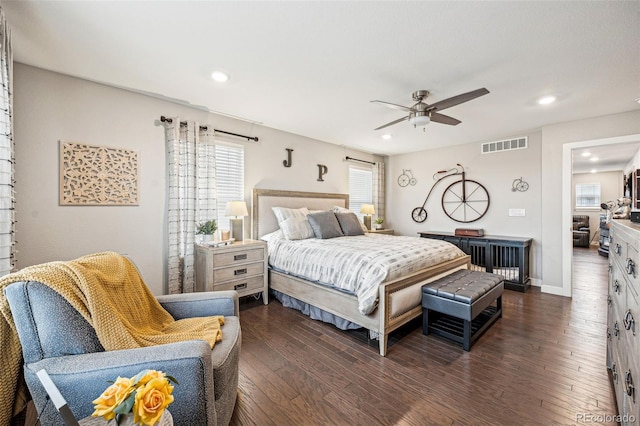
[
  {"x1": 211, "y1": 275, "x2": 264, "y2": 292},
  {"x1": 213, "y1": 248, "x2": 264, "y2": 267},
  {"x1": 214, "y1": 262, "x2": 264, "y2": 282}
]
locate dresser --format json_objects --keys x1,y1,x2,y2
[
  {"x1": 607, "y1": 220, "x2": 640, "y2": 423},
  {"x1": 419, "y1": 231, "x2": 532, "y2": 292},
  {"x1": 194, "y1": 239, "x2": 268, "y2": 304}
]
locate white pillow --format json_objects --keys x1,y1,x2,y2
[
  {"x1": 332, "y1": 206, "x2": 368, "y2": 233},
  {"x1": 280, "y1": 216, "x2": 316, "y2": 240},
  {"x1": 272, "y1": 206, "x2": 310, "y2": 225},
  {"x1": 260, "y1": 229, "x2": 284, "y2": 243}
]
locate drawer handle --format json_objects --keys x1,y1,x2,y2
[
  {"x1": 612, "y1": 363, "x2": 618, "y2": 383},
  {"x1": 608, "y1": 295, "x2": 612, "y2": 306},
  {"x1": 627, "y1": 258, "x2": 636, "y2": 277},
  {"x1": 626, "y1": 370, "x2": 635, "y2": 400},
  {"x1": 234, "y1": 268, "x2": 247, "y2": 276},
  {"x1": 615, "y1": 243, "x2": 622, "y2": 255},
  {"x1": 613, "y1": 280, "x2": 621, "y2": 294},
  {"x1": 607, "y1": 327, "x2": 611, "y2": 339},
  {"x1": 234, "y1": 283, "x2": 247, "y2": 290},
  {"x1": 234, "y1": 254, "x2": 248, "y2": 261},
  {"x1": 624, "y1": 310, "x2": 635, "y2": 335},
  {"x1": 614, "y1": 321, "x2": 620, "y2": 337}
]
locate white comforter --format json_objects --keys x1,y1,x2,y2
[{"x1": 265, "y1": 232, "x2": 466, "y2": 315}]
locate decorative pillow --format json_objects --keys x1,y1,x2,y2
[
  {"x1": 335, "y1": 212, "x2": 365, "y2": 236},
  {"x1": 272, "y1": 206, "x2": 310, "y2": 225},
  {"x1": 307, "y1": 211, "x2": 344, "y2": 239},
  {"x1": 280, "y1": 216, "x2": 316, "y2": 240},
  {"x1": 332, "y1": 206, "x2": 368, "y2": 233}
]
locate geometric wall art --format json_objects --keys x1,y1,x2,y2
[{"x1": 59, "y1": 141, "x2": 139, "y2": 205}]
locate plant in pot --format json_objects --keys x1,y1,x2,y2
[
  {"x1": 196, "y1": 219, "x2": 218, "y2": 243},
  {"x1": 374, "y1": 217, "x2": 384, "y2": 230}
]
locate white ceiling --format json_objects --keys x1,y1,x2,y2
[
  {"x1": 2, "y1": 1, "x2": 639, "y2": 158},
  {"x1": 572, "y1": 142, "x2": 640, "y2": 175}
]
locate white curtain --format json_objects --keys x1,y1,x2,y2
[
  {"x1": 373, "y1": 161, "x2": 385, "y2": 221},
  {"x1": 165, "y1": 118, "x2": 217, "y2": 294},
  {"x1": 0, "y1": 9, "x2": 13, "y2": 278}
]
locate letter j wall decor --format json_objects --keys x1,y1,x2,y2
[{"x1": 59, "y1": 141, "x2": 139, "y2": 205}]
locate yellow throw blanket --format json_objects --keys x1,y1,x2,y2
[{"x1": 0, "y1": 252, "x2": 224, "y2": 426}]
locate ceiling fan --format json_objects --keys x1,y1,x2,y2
[{"x1": 371, "y1": 88, "x2": 490, "y2": 131}]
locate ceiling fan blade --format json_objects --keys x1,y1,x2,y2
[
  {"x1": 370, "y1": 100, "x2": 412, "y2": 112},
  {"x1": 428, "y1": 88, "x2": 490, "y2": 112},
  {"x1": 430, "y1": 112, "x2": 461, "y2": 126},
  {"x1": 374, "y1": 116, "x2": 409, "y2": 130}
]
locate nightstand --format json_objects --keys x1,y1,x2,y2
[
  {"x1": 194, "y1": 239, "x2": 268, "y2": 304},
  {"x1": 368, "y1": 228, "x2": 394, "y2": 235}
]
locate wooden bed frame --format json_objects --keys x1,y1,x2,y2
[{"x1": 252, "y1": 188, "x2": 470, "y2": 356}]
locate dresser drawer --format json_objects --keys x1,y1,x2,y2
[
  {"x1": 211, "y1": 275, "x2": 264, "y2": 293},
  {"x1": 213, "y1": 247, "x2": 264, "y2": 267},
  {"x1": 214, "y1": 262, "x2": 264, "y2": 283}
]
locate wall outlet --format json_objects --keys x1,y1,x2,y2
[{"x1": 509, "y1": 208, "x2": 526, "y2": 217}]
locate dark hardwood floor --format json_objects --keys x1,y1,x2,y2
[{"x1": 230, "y1": 247, "x2": 617, "y2": 425}]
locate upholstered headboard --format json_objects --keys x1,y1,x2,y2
[{"x1": 251, "y1": 189, "x2": 349, "y2": 239}]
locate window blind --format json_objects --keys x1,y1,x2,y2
[
  {"x1": 215, "y1": 142, "x2": 244, "y2": 230},
  {"x1": 576, "y1": 183, "x2": 601, "y2": 208},
  {"x1": 349, "y1": 166, "x2": 373, "y2": 218}
]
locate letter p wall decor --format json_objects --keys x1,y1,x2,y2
[{"x1": 317, "y1": 164, "x2": 328, "y2": 182}]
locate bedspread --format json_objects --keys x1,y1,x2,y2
[{"x1": 266, "y1": 232, "x2": 466, "y2": 315}]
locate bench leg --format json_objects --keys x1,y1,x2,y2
[
  {"x1": 497, "y1": 295, "x2": 502, "y2": 318},
  {"x1": 422, "y1": 308, "x2": 430, "y2": 335},
  {"x1": 463, "y1": 319, "x2": 471, "y2": 351}
]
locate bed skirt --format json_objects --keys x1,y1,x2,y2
[{"x1": 272, "y1": 289, "x2": 378, "y2": 336}]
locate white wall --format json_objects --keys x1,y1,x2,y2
[
  {"x1": 13, "y1": 64, "x2": 379, "y2": 294},
  {"x1": 572, "y1": 170, "x2": 623, "y2": 244},
  {"x1": 387, "y1": 131, "x2": 543, "y2": 284}
]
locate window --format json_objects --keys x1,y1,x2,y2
[
  {"x1": 575, "y1": 183, "x2": 601, "y2": 208},
  {"x1": 215, "y1": 142, "x2": 245, "y2": 230},
  {"x1": 349, "y1": 166, "x2": 373, "y2": 218}
]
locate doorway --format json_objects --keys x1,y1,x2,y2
[{"x1": 562, "y1": 134, "x2": 640, "y2": 296}]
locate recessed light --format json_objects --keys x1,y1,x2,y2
[
  {"x1": 538, "y1": 96, "x2": 556, "y2": 105},
  {"x1": 581, "y1": 152, "x2": 591, "y2": 157},
  {"x1": 381, "y1": 134, "x2": 392, "y2": 140},
  {"x1": 590, "y1": 169, "x2": 597, "y2": 173},
  {"x1": 636, "y1": 97, "x2": 640, "y2": 104},
  {"x1": 590, "y1": 157, "x2": 599, "y2": 162},
  {"x1": 211, "y1": 71, "x2": 229, "y2": 82}
]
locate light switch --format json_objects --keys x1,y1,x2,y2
[{"x1": 509, "y1": 208, "x2": 525, "y2": 217}]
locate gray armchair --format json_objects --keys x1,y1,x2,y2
[
  {"x1": 573, "y1": 215, "x2": 591, "y2": 247},
  {"x1": 4, "y1": 282, "x2": 240, "y2": 425}
]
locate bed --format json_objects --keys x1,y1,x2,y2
[{"x1": 252, "y1": 188, "x2": 470, "y2": 356}]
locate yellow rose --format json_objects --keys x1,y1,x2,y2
[
  {"x1": 133, "y1": 377, "x2": 174, "y2": 425},
  {"x1": 136, "y1": 370, "x2": 165, "y2": 386},
  {"x1": 91, "y1": 376, "x2": 134, "y2": 420}
]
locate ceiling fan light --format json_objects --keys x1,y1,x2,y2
[{"x1": 409, "y1": 115, "x2": 430, "y2": 127}]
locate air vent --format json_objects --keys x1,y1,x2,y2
[{"x1": 481, "y1": 137, "x2": 527, "y2": 154}]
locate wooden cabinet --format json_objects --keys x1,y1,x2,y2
[
  {"x1": 195, "y1": 239, "x2": 268, "y2": 304},
  {"x1": 418, "y1": 231, "x2": 532, "y2": 292},
  {"x1": 607, "y1": 220, "x2": 640, "y2": 424},
  {"x1": 367, "y1": 228, "x2": 395, "y2": 235}
]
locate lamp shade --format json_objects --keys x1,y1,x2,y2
[
  {"x1": 409, "y1": 113, "x2": 430, "y2": 127},
  {"x1": 360, "y1": 204, "x2": 375, "y2": 215},
  {"x1": 225, "y1": 201, "x2": 249, "y2": 217}
]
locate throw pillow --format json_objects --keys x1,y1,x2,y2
[
  {"x1": 332, "y1": 205, "x2": 368, "y2": 233},
  {"x1": 335, "y1": 212, "x2": 365, "y2": 236},
  {"x1": 272, "y1": 206, "x2": 310, "y2": 225},
  {"x1": 280, "y1": 216, "x2": 316, "y2": 240},
  {"x1": 307, "y1": 211, "x2": 345, "y2": 239}
]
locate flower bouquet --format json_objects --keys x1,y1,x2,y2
[{"x1": 91, "y1": 369, "x2": 178, "y2": 425}]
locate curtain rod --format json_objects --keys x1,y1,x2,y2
[
  {"x1": 345, "y1": 156, "x2": 376, "y2": 165},
  {"x1": 160, "y1": 116, "x2": 259, "y2": 142}
]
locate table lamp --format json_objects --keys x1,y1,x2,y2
[
  {"x1": 360, "y1": 204, "x2": 375, "y2": 230},
  {"x1": 225, "y1": 201, "x2": 249, "y2": 242}
]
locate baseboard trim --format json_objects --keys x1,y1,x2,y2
[{"x1": 541, "y1": 284, "x2": 570, "y2": 297}]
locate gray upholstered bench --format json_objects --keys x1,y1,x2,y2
[{"x1": 422, "y1": 269, "x2": 503, "y2": 351}]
